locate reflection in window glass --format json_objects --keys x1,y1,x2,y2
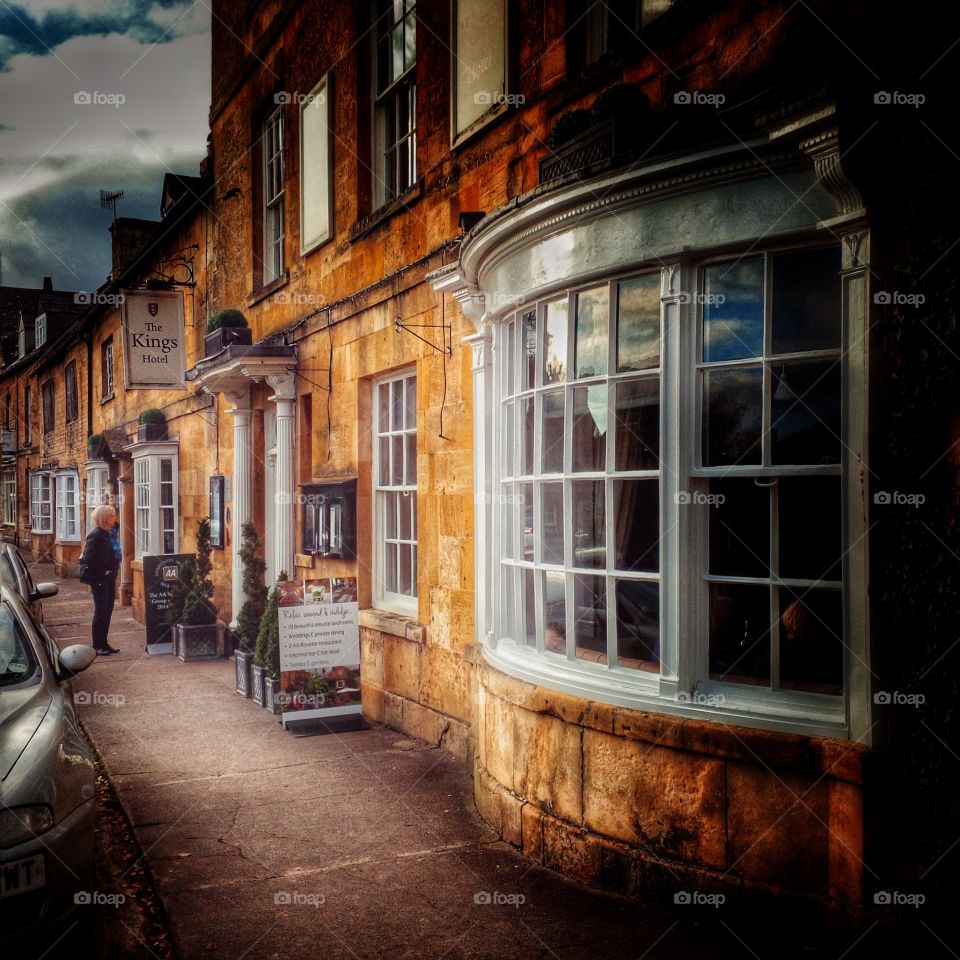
[
  {"x1": 543, "y1": 300, "x2": 567, "y2": 384},
  {"x1": 572, "y1": 479, "x2": 604, "y2": 569},
  {"x1": 771, "y1": 361, "x2": 841, "y2": 465},
  {"x1": 571, "y1": 386, "x2": 606, "y2": 472},
  {"x1": 772, "y1": 247, "x2": 841, "y2": 355},
  {"x1": 779, "y1": 588, "x2": 843, "y2": 692},
  {"x1": 615, "y1": 379, "x2": 659, "y2": 471},
  {"x1": 540, "y1": 483, "x2": 564, "y2": 564},
  {"x1": 522, "y1": 311, "x2": 536, "y2": 390},
  {"x1": 616, "y1": 580, "x2": 659, "y2": 667},
  {"x1": 541, "y1": 391, "x2": 565, "y2": 474},
  {"x1": 702, "y1": 366, "x2": 763, "y2": 466},
  {"x1": 708, "y1": 582, "x2": 770, "y2": 685},
  {"x1": 542, "y1": 571, "x2": 565, "y2": 648},
  {"x1": 574, "y1": 285, "x2": 608, "y2": 379},
  {"x1": 573, "y1": 575, "x2": 606, "y2": 660},
  {"x1": 778, "y1": 477, "x2": 842, "y2": 581},
  {"x1": 708, "y1": 479, "x2": 769, "y2": 578},
  {"x1": 617, "y1": 275, "x2": 660, "y2": 372},
  {"x1": 614, "y1": 479, "x2": 658, "y2": 572},
  {"x1": 702, "y1": 258, "x2": 764, "y2": 362}
]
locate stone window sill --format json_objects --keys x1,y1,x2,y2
[
  {"x1": 359, "y1": 607, "x2": 425, "y2": 643},
  {"x1": 247, "y1": 271, "x2": 290, "y2": 308},
  {"x1": 348, "y1": 179, "x2": 423, "y2": 243}
]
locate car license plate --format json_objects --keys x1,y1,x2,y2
[{"x1": 0, "y1": 854, "x2": 45, "y2": 898}]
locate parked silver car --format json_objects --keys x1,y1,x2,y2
[
  {"x1": 0, "y1": 539, "x2": 59, "y2": 623},
  {"x1": 0, "y1": 576, "x2": 97, "y2": 945}
]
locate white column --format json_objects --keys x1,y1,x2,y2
[
  {"x1": 267, "y1": 372, "x2": 296, "y2": 580},
  {"x1": 225, "y1": 387, "x2": 252, "y2": 627}
]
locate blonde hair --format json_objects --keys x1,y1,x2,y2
[{"x1": 92, "y1": 504, "x2": 117, "y2": 530}]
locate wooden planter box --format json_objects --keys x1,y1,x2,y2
[
  {"x1": 137, "y1": 422, "x2": 168, "y2": 442},
  {"x1": 251, "y1": 664, "x2": 267, "y2": 707},
  {"x1": 176, "y1": 623, "x2": 219, "y2": 661},
  {"x1": 235, "y1": 649, "x2": 253, "y2": 697},
  {"x1": 204, "y1": 326, "x2": 252, "y2": 358},
  {"x1": 264, "y1": 675, "x2": 282, "y2": 715}
]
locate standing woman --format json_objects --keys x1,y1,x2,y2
[{"x1": 82, "y1": 504, "x2": 121, "y2": 656}]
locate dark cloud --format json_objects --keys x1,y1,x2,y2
[
  {"x1": 0, "y1": 148, "x2": 204, "y2": 291},
  {"x1": 0, "y1": 1, "x2": 201, "y2": 71}
]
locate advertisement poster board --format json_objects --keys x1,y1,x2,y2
[
  {"x1": 277, "y1": 576, "x2": 361, "y2": 728},
  {"x1": 142, "y1": 554, "x2": 191, "y2": 654}
]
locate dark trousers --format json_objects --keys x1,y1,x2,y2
[{"x1": 91, "y1": 577, "x2": 116, "y2": 650}]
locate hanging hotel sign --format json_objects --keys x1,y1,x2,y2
[
  {"x1": 121, "y1": 289, "x2": 187, "y2": 389},
  {"x1": 276, "y1": 577, "x2": 361, "y2": 728}
]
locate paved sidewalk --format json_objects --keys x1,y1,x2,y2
[{"x1": 39, "y1": 566, "x2": 766, "y2": 960}]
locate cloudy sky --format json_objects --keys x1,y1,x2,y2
[{"x1": 0, "y1": 0, "x2": 210, "y2": 294}]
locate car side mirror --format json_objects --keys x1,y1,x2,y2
[
  {"x1": 31, "y1": 582, "x2": 59, "y2": 601},
  {"x1": 57, "y1": 644, "x2": 96, "y2": 680}
]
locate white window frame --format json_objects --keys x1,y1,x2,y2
[
  {"x1": 55, "y1": 470, "x2": 80, "y2": 542},
  {"x1": 300, "y1": 74, "x2": 333, "y2": 255},
  {"x1": 35, "y1": 314, "x2": 47, "y2": 348},
  {"x1": 102, "y1": 338, "x2": 115, "y2": 399},
  {"x1": 1, "y1": 464, "x2": 15, "y2": 525},
  {"x1": 131, "y1": 445, "x2": 179, "y2": 559},
  {"x1": 86, "y1": 463, "x2": 110, "y2": 534},
  {"x1": 30, "y1": 471, "x2": 53, "y2": 534},
  {"x1": 263, "y1": 107, "x2": 285, "y2": 284},
  {"x1": 450, "y1": 0, "x2": 508, "y2": 145},
  {"x1": 373, "y1": 370, "x2": 418, "y2": 615},
  {"x1": 488, "y1": 242, "x2": 852, "y2": 737},
  {"x1": 374, "y1": 0, "x2": 417, "y2": 206}
]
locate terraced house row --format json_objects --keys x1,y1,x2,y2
[{"x1": 1, "y1": 0, "x2": 956, "y2": 928}]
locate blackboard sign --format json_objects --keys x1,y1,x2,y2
[{"x1": 142, "y1": 553, "x2": 191, "y2": 655}]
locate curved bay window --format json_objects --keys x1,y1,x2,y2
[{"x1": 492, "y1": 243, "x2": 846, "y2": 730}]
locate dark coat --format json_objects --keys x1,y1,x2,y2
[{"x1": 82, "y1": 527, "x2": 117, "y2": 584}]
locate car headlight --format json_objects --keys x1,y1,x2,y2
[{"x1": 0, "y1": 805, "x2": 54, "y2": 848}]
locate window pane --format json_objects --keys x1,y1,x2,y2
[
  {"x1": 614, "y1": 479, "x2": 658, "y2": 572},
  {"x1": 391, "y1": 379, "x2": 403, "y2": 431},
  {"x1": 399, "y1": 492, "x2": 412, "y2": 540},
  {"x1": 702, "y1": 258, "x2": 764, "y2": 362},
  {"x1": 614, "y1": 379, "x2": 659, "y2": 471},
  {"x1": 540, "y1": 483, "x2": 564, "y2": 564},
  {"x1": 522, "y1": 312, "x2": 536, "y2": 390},
  {"x1": 616, "y1": 580, "x2": 659, "y2": 668},
  {"x1": 522, "y1": 568, "x2": 536, "y2": 645},
  {"x1": 521, "y1": 397, "x2": 534, "y2": 476},
  {"x1": 574, "y1": 285, "x2": 608, "y2": 379},
  {"x1": 405, "y1": 376, "x2": 416, "y2": 428},
  {"x1": 708, "y1": 582, "x2": 770, "y2": 685},
  {"x1": 378, "y1": 382, "x2": 389, "y2": 434},
  {"x1": 572, "y1": 479, "x2": 605, "y2": 569},
  {"x1": 542, "y1": 571, "x2": 565, "y2": 648},
  {"x1": 519, "y1": 482, "x2": 533, "y2": 561},
  {"x1": 391, "y1": 435, "x2": 404, "y2": 484},
  {"x1": 504, "y1": 320, "x2": 515, "y2": 396},
  {"x1": 500, "y1": 484, "x2": 515, "y2": 560},
  {"x1": 571, "y1": 386, "x2": 606, "y2": 472},
  {"x1": 779, "y1": 588, "x2": 843, "y2": 692},
  {"x1": 573, "y1": 575, "x2": 606, "y2": 660},
  {"x1": 771, "y1": 360, "x2": 841, "y2": 465},
  {"x1": 541, "y1": 390, "x2": 564, "y2": 474},
  {"x1": 405, "y1": 433, "x2": 416, "y2": 484},
  {"x1": 772, "y1": 247, "x2": 841, "y2": 354},
  {"x1": 617, "y1": 275, "x2": 660, "y2": 372},
  {"x1": 379, "y1": 437, "x2": 390, "y2": 486},
  {"x1": 501, "y1": 566, "x2": 516, "y2": 641},
  {"x1": 778, "y1": 477, "x2": 842, "y2": 581},
  {"x1": 702, "y1": 366, "x2": 763, "y2": 466},
  {"x1": 543, "y1": 300, "x2": 567, "y2": 384},
  {"x1": 385, "y1": 543, "x2": 398, "y2": 593},
  {"x1": 385, "y1": 493, "x2": 397, "y2": 539},
  {"x1": 708, "y1": 479, "x2": 769, "y2": 578},
  {"x1": 400, "y1": 543, "x2": 413, "y2": 595},
  {"x1": 501, "y1": 400, "x2": 515, "y2": 476}
]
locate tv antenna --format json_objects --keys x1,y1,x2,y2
[{"x1": 100, "y1": 189, "x2": 124, "y2": 224}]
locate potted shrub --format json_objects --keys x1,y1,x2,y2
[
  {"x1": 204, "y1": 309, "x2": 252, "y2": 357},
  {"x1": 253, "y1": 571, "x2": 285, "y2": 712},
  {"x1": 234, "y1": 522, "x2": 268, "y2": 697},
  {"x1": 168, "y1": 519, "x2": 219, "y2": 661},
  {"x1": 137, "y1": 408, "x2": 168, "y2": 442},
  {"x1": 87, "y1": 434, "x2": 107, "y2": 459}
]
